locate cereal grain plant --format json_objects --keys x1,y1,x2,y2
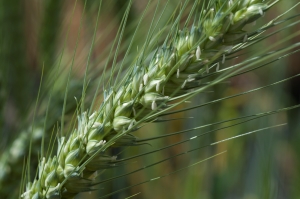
[{"x1": 1, "y1": 0, "x2": 300, "y2": 198}]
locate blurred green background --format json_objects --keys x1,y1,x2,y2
[{"x1": 0, "y1": 0, "x2": 299, "y2": 199}]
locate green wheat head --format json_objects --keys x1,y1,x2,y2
[{"x1": 1, "y1": 0, "x2": 300, "y2": 198}]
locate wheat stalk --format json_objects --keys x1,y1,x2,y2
[{"x1": 20, "y1": 0, "x2": 297, "y2": 198}]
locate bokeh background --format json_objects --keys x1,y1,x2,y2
[{"x1": 0, "y1": 0, "x2": 300, "y2": 199}]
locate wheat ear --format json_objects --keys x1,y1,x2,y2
[{"x1": 22, "y1": 1, "x2": 279, "y2": 198}]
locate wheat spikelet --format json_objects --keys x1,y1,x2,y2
[{"x1": 21, "y1": 1, "x2": 289, "y2": 198}]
